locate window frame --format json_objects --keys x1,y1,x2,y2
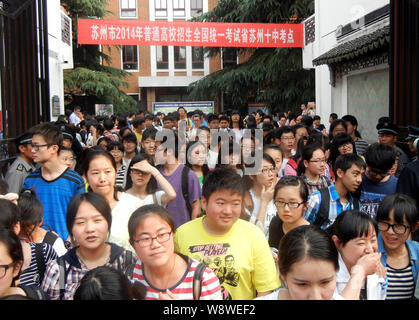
[
  {"x1": 120, "y1": 0, "x2": 137, "y2": 19},
  {"x1": 156, "y1": 46, "x2": 169, "y2": 70},
  {"x1": 155, "y1": 0, "x2": 168, "y2": 18},
  {"x1": 122, "y1": 45, "x2": 139, "y2": 72}
]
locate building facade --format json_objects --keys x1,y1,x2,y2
[
  {"x1": 302, "y1": 0, "x2": 390, "y2": 142},
  {"x1": 103, "y1": 0, "x2": 245, "y2": 113}
]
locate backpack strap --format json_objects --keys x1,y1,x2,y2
[
  {"x1": 57, "y1": 256, "x2": 70, "y2": 300},
  {"x1": 313, "y1": 187, "x2": 331, "y2": 229},
  {"x1": 123, "y1": 250, "x2": 136, "y2": 281},
  {"x1": 34, "y1": 243, "x2": 46, "y2": 285},
  {"x1": 182, "y1": 166, "x2": 193, "y2": 219},
  {"x1": 287, "y1": 159, "x2": 298, "y2": 171},
  {"x1": 42, "y1": 231, "x2": 58, "y2": 247},
  {"x1": 192, "y1": 263, "x2": 207, "y2": 300},
  {"x1": 19, "y1": 284, "x2": 50, "y2": 300},
  {"x1": 152, "y1": 192, "x2": 158, "y2": 205}
]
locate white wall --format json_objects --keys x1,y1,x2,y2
[
  {"x1": 303, "y1": 0, "x2": 389, "y2": 129},
  {"x1": 46, "y1": 0, "x2": 73, "y2": 121}
]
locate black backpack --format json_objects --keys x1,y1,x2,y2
[
  {"x1": 181, "y1": 166, "x2": 193, "y2": 219},
  {"x1": 19, "y1": 284, "x2": 50, "y2": 300},
  {"x1": 313, "y1": 187, "x2": 360, "y2": 233}
]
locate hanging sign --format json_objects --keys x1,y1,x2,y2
[{"x1": 77, "y1": 19, "x2": 303, "y2": 48}]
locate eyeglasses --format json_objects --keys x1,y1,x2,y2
[
  {"x1": 30, "y1": 143, "x2": 49, "y2": 151},
  {"x1": 367, "y1": 168, "x2": 390, "y2": 178},
  {"x1": 378, "y1": 221, "x2": 409, "y2": 235},
  {"x1": 133, "y1": 232, "x2": 172, "y2": 247},
  {"x1": 261, "y1": 167, "x2": 277, "y2": 174},
  {"x1": 0, "y1": 262, "x2": 14, "y2": 279},
  {"x1": 310, "y1": 158, "x2": 326, "y2": 164},
  {"x1": 274, "y1": 200, "x2": 304, "y2": 209},
  {"x1": 130, "y1": 168, "x2": 149, "y2": 175}
]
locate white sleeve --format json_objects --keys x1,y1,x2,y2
[{"x1": 52, "y1": 237, "x2": 68, "y2": 257}]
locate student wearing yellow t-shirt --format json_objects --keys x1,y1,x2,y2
[{"x1": 174, "y1": 167, "x2": 281, "y2": 300}]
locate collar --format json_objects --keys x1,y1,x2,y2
[
  {"x1": 336, "y1": 253, "x2": 351, "y2": 282},
  {"x1": 329, "y1": 184, "x2": 353, "y2": 203},
  {"x1": 63, "y1": 242, "x2": 125, "y2": 269}
]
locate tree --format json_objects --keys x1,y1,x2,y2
[
  {"x1": 188, "y1": 0, "x2": 315, "y2": 115},
  {"x1": 62, "y1": 0, "x2": 138, "y2": 115}
]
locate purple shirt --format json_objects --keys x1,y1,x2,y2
[{"x1": 158, "y1": 164, "x2": 202, "y2": 228}]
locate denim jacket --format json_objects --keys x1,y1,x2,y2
[{"x1": 377, "y1": 233, "x2": 419, "y2": 284}]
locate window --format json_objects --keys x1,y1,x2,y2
[
  {"x1": 155, "y1": 0, "x2": 167, "y2": 17},
  {"x1": 222, "y1": 48, "x2": 238, "y2": 69},
  {"x1": 120, "y1": 0, "x2": 137, "y2": 18},
  {"x1": 156, "y1": 46, "x2": 169, "y2": 69},
  {"x1": 122, "y1": 46, "x2": 139, "y2": 71},
  {"x1": 174, "y1": 46, "x2": 186, "y2": 69},
  {"x1": 192, "y1": 47, "x2": 204, "y2": 69},
  {"x1": 173, "y1": 0, "x2": 185, "y2": 17},
  {"x1": 191, "y1": 0, "x2": 203, "y2": 17}
]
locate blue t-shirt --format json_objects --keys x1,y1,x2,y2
[
  {"x1": 360, "y1": 175, "x2": 398, "y2": 220},
  {"x1": 23, "y1": 168, "x2": 85, "y2": 241}
]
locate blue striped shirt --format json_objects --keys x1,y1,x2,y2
[
  {"x1": 23, "y1": 168, "x2": 85, "y2": 241},
  {"x1": 303, "y1": 184, "x2": 360, "y2": 230}
]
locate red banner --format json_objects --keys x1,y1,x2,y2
[{"x1": 77, "y1": 19, "x2": 303, "y2": 48}]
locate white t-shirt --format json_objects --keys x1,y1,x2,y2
[{"x1": 109, "y1": 191, "x2": 164, "y2": 252}]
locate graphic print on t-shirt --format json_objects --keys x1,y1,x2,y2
[{"x1": 188, "y1": 243, "x2": 239, "y2": 300}]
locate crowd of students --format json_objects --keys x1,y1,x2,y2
[{"x1": 0, "y1": 105, "x2": 418, "y2": 301}]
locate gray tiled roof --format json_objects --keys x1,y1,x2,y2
[{"x1": 313, "y1": 25, "x2": 390, "y2": 66}]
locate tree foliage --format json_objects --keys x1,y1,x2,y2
[
  {"x1": 62, "y1": 0, "x2": 137, "y2": 114},
  {"x1": 188, "y1": 0, "x2": 315, "y2": 115}
]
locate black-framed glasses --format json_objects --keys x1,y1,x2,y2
[
  {"x1": 133, "y1": 232, "x2": 172, "y2": 247},
  {"x1": 274, "y1": 200, "x2": 304, "y2": 209},
  {"x1": 0, "y1": 262, "x2": 14, "y2": 279},
  {"x1": 30, "y1": 143, "x2": 49, "y2": 151},
  {"x1": 378, "y1": 221, "x2": 409, "y2": 235},
  {"x1": 367, "y1": 168, "x2": 390, "y2": 179}
]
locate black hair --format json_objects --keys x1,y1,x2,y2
[
  {"x1": 73, "y1": 266, "x2": 146, "y2": 300},
  {"x1": 202, "y1": 167, "x2": 245, "y2": 200},
  {"x1": 364, "y1": 143, "x2": 396, "y2": 172},
  {"x1": 17, "y1": 189, "x2": 44, "y2": 241},
  {"x1": 376, "y1": 194, "x2": 418, "y2": 229},
  {"x1": 332, "y1": 210, "x2": 378, "y2": 246},
  {"x1": 275, "y1": 126, "x2": 295, "y2": 140},
  {"x1": 107, "y1": 141, "x2": 124, "y2": 153},
  {"x1": 329, "y1": 119, "x2": 347, "y2": 140},
  {"x1": 141, "y1": 127, "x2": 157, "y2": 142},
  {"x1": 97, "y1": 136, "x2": 113, "y2": 149},
  {"x1": 330, "y1": 113, "x2": 338, "y2": 121},
  {"x1": 342, "y1": 115, "x2": 362, "y2": 138},
  {"x1": 328, "y1": 133, "x2": 357, "y2": 171},
  {"x1": 334, "y1": 153, "x2": 366, "y2": 176},
  {"x1": 219, "y1": 115, "x2": 229, "y2": 123},
  {"x1": 313, "y1": 115, "x2": 321, "y2": 121},
  {"x1": 66, "y1": 192, "x2": 112, "y2": 238},
  {"x1": 103, "y1": 119, "x2": 114, "y2": 131},
  {"x1": 0, "y1": 178, "x2": 9, "y2": 195},
  {"x1": 118, "y1": 126, "x2": 133, "y2": 139},
  {"x1": 122, "y1": 132, "x2": 138, "y2": 146},
  {"x1": 245, "y1": 115, "x2": 257, "y2": 129},
  {"x1": 124, "y1": 153, "x2": 158, "y2": 193},
  {"x1": 301, "y1": 115, "x2": 314, "y2": 128},
  {"x1": 278, "y1": 225, "x2": 339, "y2": 276},
  {"x1": 274, "y1": 175, "x2": 309, "y2": 203},
  {"x1": 297, "y1": 142, "x2": 325, "y2": 176},
  {"x1": 131, "y1": 117, "x2": 145, "y2": 129},
  {"x1": 0, "y1": 199, "x2": 20, "y2": 230},
  {"x1": 31, "y1": 122, "x2": 63, "y2": 151},
  {"x1": 128, "y1": 204, "x2": 176, "y2": 245},
  {"x1": 0, "y1": 228, "x2": 24, "y2": 284}
]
